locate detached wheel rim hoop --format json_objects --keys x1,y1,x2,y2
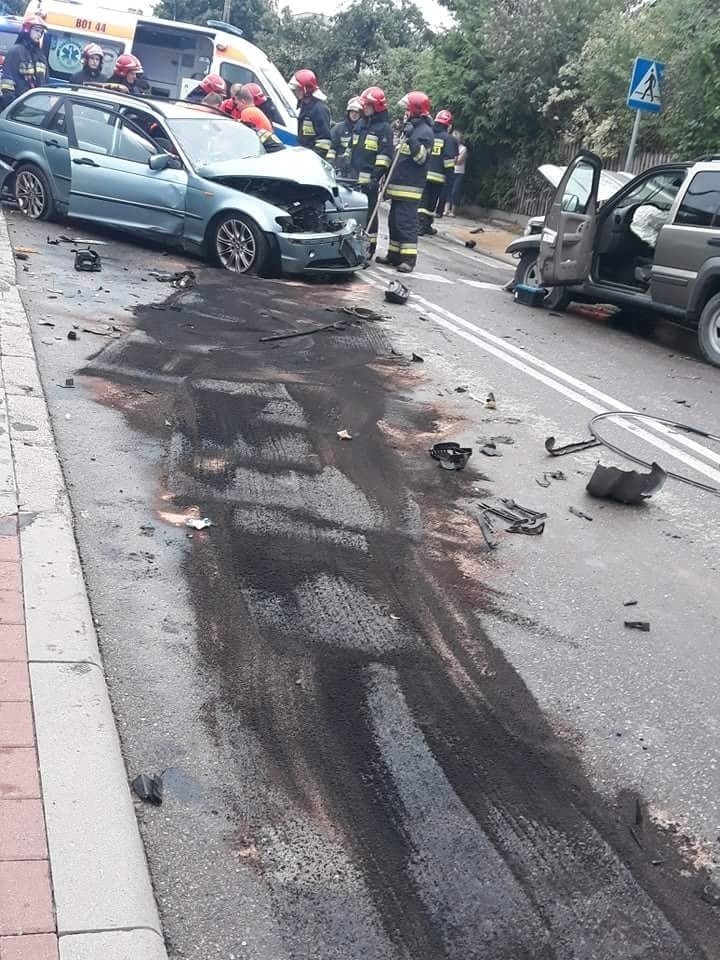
[
  {"x1": 16, "y1": 170, "x2": 45, "y2": 220},
  {"x1": 216, "y1": 219, "x2": 256, "y2": 272}
]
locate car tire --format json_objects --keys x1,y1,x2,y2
[
  {"x1": 13, "y1": 164, "x2": 56, "y2": 222},
  {"x1": 210, "y1": 212, "x2": 270, "y2": 275},
  {"x1": 515, "y1": 252, "x2": 571, "y2": 311},
  {"x1": 698, "y1": 292, "x2": 720, "y2": 367}
]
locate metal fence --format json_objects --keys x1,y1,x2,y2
[{"x1": 507, "y1": 144, "x2": 675, "y2": 219}]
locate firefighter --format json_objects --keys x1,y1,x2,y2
[
  {"x1": 102, "y1": 53, "x2": 146, "y2": 95},
  {"x1": 244, "y1": 81, "x2": 283, "y2": 125},
  {"x1": 289, "y1": 69, "x2": 331, "y2": 159},
  {"x1": 185, "y1": 73, "x2": 226, "y2": 102},
  {"x1": 354, "y1": 86, "x2": 393, "y2": 257},
  {"x1": 240, "y1": 106, "x2": 285, "y2": 153},
  {"x1": 418, "y1": 109, "x2": 457, "y2": 236},
  {"x1": 376, "y1": 91, "x2": 433, "y2": 274},
  {"x1": 220, "y1": 83, "x2": 252, "y2": 120},
  {"x1": 0, "y1": 14, "x2": 48, "y2": 109},
  {"x1": 72, "y1": 42, "x2": 105, "y2": 85},
  {"x1": 327, "y1": 96, "x2": 361, "y2": 177}
]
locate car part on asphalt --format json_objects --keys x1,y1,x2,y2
[
  {"x1": 484, "y1": 391, "x2": 497, "y2": 410},
  {"x1": 74, "y1": 248, "x2": 102, "y2": 272},
  {"x1": 586, "y1": 461, "x2": 667, "y2": 504},
  {"x1": 67, "y1": 331, "x2": 77, "y2": 341},
  {"x1": 131, "y1": 773, "x2": 164, "y2": 805},
  {"x1": 336, "y1": 429, "x2": 353, "y2": 440},
  {"x1": 569, "y1": 506, "x2": 593, "y2": 521},
  {"x1": 624, "y1": 600, "x2": 638, "y2": 607},
  {"x1": 469, "y1": 226, "x2": 484, "y2": 234},
  {"x1": 259, "y1": 318, "x2": 349, "y2": 342},
  {"x1": 624, "y1": 620, "x2": 650, "y2": 632},
  {"x1": 480, "y1": 499, "x2": 547, "y2": 535},
  {"x1": 465, "y1": 240, "x2": 476, "y2": 249},
  {"x1": 185, "y1": 517, "x2": 213, "y2": 530},
  {"x1": 430, "y1": 441, "x2": 473, "y2": 471},
  {"x1": 536, "y1": 469, "x2": 566, "y2": 488},
  {"x1": 480, "y1": 441, "x2": 502, "y2": 457},
  {"x1": 58, "y1": 377, "x2": 74, "y2": 388},
  {"x1": 385, "y1": 280, "x2": 410, "y2": 305},
  {"x1": 411, "y1": 353, "x2": 424, "y2": 362},
  {"x1": 587, "y1": 411, "x2": 720, "y2": 497},
  {"x1": 545, "y1": 435, "x2": 602, "y2": 457},
  {"x1": 341, "y1": 305, "x2": 388, "y2": 322},
  {"x1": 514, "y1": 283, "x2": 547, "y2": 308},
  {"x1": 476, "y1": 512, "x2": 498, "y2": 550}
]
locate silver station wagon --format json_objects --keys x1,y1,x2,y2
[{"x1": 0, "y1": 86, "x2": 369, "y2": 275}]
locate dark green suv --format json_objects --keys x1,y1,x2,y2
[{"x1": 511, "y1": 151, "x2": 720, "y2": 366}]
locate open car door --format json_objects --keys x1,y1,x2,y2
[{"x1": 537, "y1": 151, "x2": 602, "y2": 285}]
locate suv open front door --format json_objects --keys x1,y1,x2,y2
[{"x1": 538, "y1": 151, "x2": 602, "y2": 285}]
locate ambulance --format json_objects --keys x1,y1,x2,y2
[{"x1": 23, "y1": 0, "x2": 298, "y2": 141}]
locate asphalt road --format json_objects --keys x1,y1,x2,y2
[{"x1": 7, "y1": 207, "x2": 720, "y2": 960}]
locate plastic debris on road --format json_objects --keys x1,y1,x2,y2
[
  {"x1": 624, "y1": 620, "x2": 650, "y2": 632},
  {"x1": 185, "y1": 517, "x2": 213, "y2": 530},
  {"x1": 430, "y1": 441, "x2": 473, "y2": 471},
  {"x1": 74, "y1": 248, "x2": 102, "y2": 272},
  {"x1": 131, "y1": 773, "x2": 163, "y2": 805},
  {"x1": 385, "y1": 280, "x2": 409, "y2": 305},
  {"x1": 586, "y1": 461, "x2": 666, "y2": 505},
  {"x1": 337, "y1": 429, "x2": 353, "y2": 440}
]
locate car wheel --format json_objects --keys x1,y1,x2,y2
[
  {"x1": 211, "y1": 213, "x2": 270, "y2": 275},
  {"x1": 14, "y1": 164, "x2": 56, "y2": 222},
  {"x1": 698, "y1": 292, "x2": 720, "y2": 367},
  {"x1": 516, "y1": 252, "x2": 571, "y2": 311}
]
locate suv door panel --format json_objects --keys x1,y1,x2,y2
[{"x1": 538, "y1": 152, "x2": 601, "y2": 285}]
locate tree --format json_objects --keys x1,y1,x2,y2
[
  {"x1": 152, "y1": 0, "x2": 276, "y2": 43},
  {"x1": 0, "y1": 0, "x2": 24, "y2": 13}
]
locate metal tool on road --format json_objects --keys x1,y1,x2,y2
[{"x1": 362, "y1": 136, "x2": 407, "y2": 246}]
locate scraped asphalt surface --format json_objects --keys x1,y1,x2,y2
[{"x1": 7, "y1": 208, "x2": 720, "y2": 959}]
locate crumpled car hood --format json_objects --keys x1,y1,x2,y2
[{"x1": 197, "y1": 147, "x2": 336, "y2": 198}]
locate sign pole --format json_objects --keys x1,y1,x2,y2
[{"x1": 626, "y1": 110, "x2": 641, "y2": 171}]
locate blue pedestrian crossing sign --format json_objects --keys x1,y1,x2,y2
[{"x1": 627, "y1": 57, "x2": 664, "y2": 113}]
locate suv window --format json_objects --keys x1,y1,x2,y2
[
  {"x1": 9, "y1": 93, "x2": 61, "y2": 127},
  {"x1": 618, "y1": 170, "x2": 684, "y2": 212},
  {"x1": 561, "y1": 160, "x2": 594, "y2": 215},
  {"x1": 675, "y1": 172, "x2": 720, "y2": 228}
]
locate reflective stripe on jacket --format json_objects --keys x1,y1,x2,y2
[
  {"x1": 297, "y1": 98, "x2": 332, "y2": 157},
  {"x1": 386, "y1": 115, "x2": 433, "y2": 201},
  {"x1": 354, "y1": 111, "x2": 393, "y2": 184}
]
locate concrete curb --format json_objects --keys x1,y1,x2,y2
[{"x1": 0, "y1": 209, "x2": 168, "y2": 959}]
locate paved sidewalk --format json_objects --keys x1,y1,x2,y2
[
  {"x1": 0, "y1": 210, "x2": 167, "y2": 960},
  {"x1": 433, "y1": 212, "x2": 519, "y2": 264}
]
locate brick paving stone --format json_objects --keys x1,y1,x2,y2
[
  {"x1": 0, "y1": 934, "x2": 59, "y2": 960},
  {"x1": 0, "y1": 748, "x2": 40, "y2": 799},
  {"x1": 0, "y1": 662, "x2": 30, "y2": 701},
  {"x1": 0, "y1": 563, "x2": 21, "y2": 594},
  {"x1": 0, "y1": 591, "x2": 23, "y2": 626},
  {"x1": 0, "y1": 800, "x2": 48, "y2": 860},
  {"x1": 0, "y1": 625, "x2": 26, "y2": 662},
  {"x1": 0, "y1": 538, "x2": 19, "y2": 563},
  {"x1": 0, "y1": 861, "x2": 55, "y2": 935},
  {"x1": 0, "y1": 703, "x2": 34, "y2": 747}
]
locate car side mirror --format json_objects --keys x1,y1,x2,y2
[{"x1": 149, "y1": 153, "x2": 181, "y2": 171}]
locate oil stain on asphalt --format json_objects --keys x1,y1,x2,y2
[{"x1": 81, "y1": 269, "x2": 719, "y2": 959}]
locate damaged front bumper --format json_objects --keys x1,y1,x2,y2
[{"x1": 277, "y1": 220, "x2": 369, "y2": 274}]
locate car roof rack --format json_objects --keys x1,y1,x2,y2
[{"x1": 693, "y1": 154, "x2": 720, "y2": 162}]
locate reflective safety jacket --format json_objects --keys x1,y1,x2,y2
[
  {"x1": 327, "y1": 116, "x2": 356, "y2": 171},
  {"x1": 0, "y1": 36, "x2": 47, "y2": 108},
  {"x1": 297, "y1": 98, "x2": 332, "y2": 158},
  {"x1": 353, "y1": 110, "x2": 393, "y2": 185},
  {"x1": 386, "y1": 115, "x2": 434, "y2": 201},
  {"x1": 426, "y1": 123, "x2": 458, "y2": 185},
  {"x1": 259, "y1": 128, "x2": 285, "y2": 153},
  {"x1": 71, "y1": 65, "x2": 104, "y2": 85}
]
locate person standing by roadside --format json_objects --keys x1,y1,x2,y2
[
  {"x1": 0, "y1": 14, "x2": 48, "y2": 108},
  {"x1": 376, "y1": 91, "x2": 433, "y2": 274},
  {"x1": 328, "y1": 96, "x2": 362, "y2": 177},
  {"x1": 353, "y1": 86, "x2": 393, "y2": 258},
  {"x1": 446, "y1": 132, "x2": 467, "y2": 217},
  {"x1": 289, "y1": 69, "x2": 332, "y2": 159}
]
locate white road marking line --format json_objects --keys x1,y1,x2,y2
[
  {"x1": 409, "y1": 272, "x2": 453, "y2": 283},
  {"x1": 361, "y1": 271, "x2": 720, "y2": 486},
  {"x1": 459, "y1": 279, "x2": 504, "y2": 291}
]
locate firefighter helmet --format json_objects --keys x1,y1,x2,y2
[
  {"x1": 240, "y1": 106, "x2": 273, "y2": 133},
  {"x1": 289, "y1": 69, "x2": 319, "y2": 97},
  {"x1": 199, "y1": 73, "x2": 226, "y2": 95},
  {"x1": 82, "y1": 43, "x2": 104, "y2": 60},
  {"x1": 434, "y1": 109, "x2": 453, "y2": 127},
  {"x1": 346, "y1": 96, "x2": 362, "y2": 114},
  {"x1": 244, "y1": 82, "x2": 267, "y2": 105},
  {"x1": 400, "y1": 91, "x2": 431, "y2": 117},
  {"x1": 360, "y1": 86, "x2": 388, "y2": 112},
  {"x1": 21, "y1": 13, "x2": 46, "y2": 34},
  {"x1": 114, "y1": 53, "x2": 143, "y2": 78}
]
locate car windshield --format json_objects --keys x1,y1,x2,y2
[{"x1": 168, "y1": 116, "x2": 262, "y2": 167}]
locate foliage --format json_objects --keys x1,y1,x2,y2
[
  {"x1": 152, "y1": 0, "x2": 276, "y2": 42},
  {"x1": 0, "y1": 0, "x2": 24, "y2": 14}
]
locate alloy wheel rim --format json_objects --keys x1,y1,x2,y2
[
  {"x1": 216, "y1": 219, "x2": 256, "y2": 273},
  {"x1": 523, "y1": 257, "x2": 555, "y2": 304},
  {"x1": 16, "y1": 171, "x2": 45, "y2": 220},
  {"x1": 711, "y1": 308, "x2": 720, "y2": 354}
]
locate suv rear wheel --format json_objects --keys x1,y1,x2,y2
[{"x1": 698, "y1": 293, "x2": 720, "y2": 367}]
